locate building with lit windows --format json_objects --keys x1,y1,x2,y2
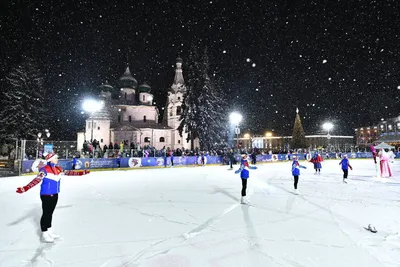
[
  {"x1": 355, "y1": 116, "x2": 400, "y2": 148},
  {"x1": 77, "y1": 58, "x2": 199, "y2": 150}
]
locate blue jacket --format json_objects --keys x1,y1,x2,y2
[
  {"x1": 292, "y1": 160, "x2": 306, "y2": 176},
  {"x1": 235, "y1": 158, "x2": 257, "y2": 179},
  {"x1": 39, "y1": 163, "x2": 62, "y2": 195},
  {"x1": 339, "y1": 158, "x2": 351, "y2": 170}
]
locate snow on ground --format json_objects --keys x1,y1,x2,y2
[{"x1": 0, "y1": 159, "x2": 399, "y2": 267}]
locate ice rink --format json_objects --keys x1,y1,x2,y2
[{"x1": 1, "y1": 159, "x2": 399, "y2": 267}]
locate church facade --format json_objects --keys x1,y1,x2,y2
[{"x1": 77, "y1": 58, "x2": 199, "y2": 151}]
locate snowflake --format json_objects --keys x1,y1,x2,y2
[
  {"x1": 252, "y1": 63, "x2": 256, "y2": 67},
  {"x1": 246, "y1": 58, "x2": 251, "y2": 62},
  {"x1": 322, "y1": 59, "x2": 327, "y2": 64},
  {"x1": 223, "y1": 50, "x2": 226, "y2": 54}
]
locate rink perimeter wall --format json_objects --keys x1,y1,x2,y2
[{"x1": 20, "y1": 152, "x2": 399, "y2": 174}]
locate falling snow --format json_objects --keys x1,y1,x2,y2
[{"x1": 0, "y1": 1, "x2": 399, "y2": 139}]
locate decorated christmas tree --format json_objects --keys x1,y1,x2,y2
[{"x1": 291, "y1": 108, "x2": 308, "y2": 149}]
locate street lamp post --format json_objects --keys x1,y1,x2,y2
[
  {"x1": 82, "y1": 99, "x2": 104, "y2": 142},
  {"x1": 322, "y1": 122, "x2": 334, "y2": 152},
  {"x1": 230, "y1": 112, "x2": 243, "y2": 150}
]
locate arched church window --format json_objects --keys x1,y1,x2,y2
[
  {"x1": 143, "y1": 115, "x2": 147, "y2": 122},
  {"x1": 125, "y1": 92, "x2": 127, "y2": 100},
  {"x1": 143, "y1": 95, "x2": 145, "y2": 102},
  {"x1": 129, "y1": 115, "x2": 132, "y2": 122},
  {"x1": 178, "y1": 97, "x2": 181, "y2": 100},
  {"x1": 144, "y1": 137, "x2": 150, "y2": 142},
  {"x1": 118, "y1": 115, "x2": 121, "y2": 122},
  {"x1": 159, "y1": 137, "x2": 165, "y2": 142},
  {"x1": 176, "y1": 106, "x2": 182, "y2": 115}
]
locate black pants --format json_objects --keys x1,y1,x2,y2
[
  {"x1": 40, "y1": 194, "x2": 58, "y2": 232},
  {"x1": 72, "y1": 164, "x2": 76, "y2": 170},
  {"x1": 342, "y1": 169, "x2": 348, "y2": 179},
  {"x1": 230, "y1": 160, "x2": 233, "y2": 168},
  {"x1": 171, "y1": 159, "x2": 174, "y2": 166},
  {"x1": 241, "y1": 178, "x2": 247, "y2": 196},
  {"x1": 293, "y1": 175, "x2": 299, "y2": 189}
]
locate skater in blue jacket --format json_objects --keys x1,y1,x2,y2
[
  {"x1": 339, "y1": 154, "x2": 353, "y2": 183},
  {"x1": 292, "y1": 156, "x2": 307, "y2": 194},
  {"x1": 235, "y1": 154, "x2": 257, "y2": 204}
]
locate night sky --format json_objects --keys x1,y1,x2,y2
[{"x1": 1, "y1": 0, "x2": 400, "y2": 140}]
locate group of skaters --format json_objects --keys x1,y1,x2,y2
[
  {"x1": 235, "y1": 148, "x2": 395, "y2": 204},
  {"x1": 14, "y1": 144, "x2": 396, "y2": 243}
]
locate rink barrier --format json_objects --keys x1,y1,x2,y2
[{"x1": 20, "y1": 152, "x2": 399, "y2": 174}]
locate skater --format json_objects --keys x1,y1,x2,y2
[
  {"x1": 116, "y1": 153, "x2": 121, "y2": 169},
  {"x1": 339, "y1": 154, "x2": 353, "y2": 183},
  {"x1": 310, "y1": 152, "x2": 323, "y2": 174},
  {"x1": 378, "y1": 149, "x2": 392, "y2": 178},
  {"x1": 370, "y1": 144, "x2": 378, "y2": 164},
  {"x1": 235, "y1": 154, "x2": 257, "y2": 204},
  {"x1": 292, "y1": 156, "x2": 307, "y2": 194},
  {"x1": 251, "y1": 150, "x2": 257, "y2": 165},
  {"x1": 200, "y1": 153, "x2": 206, "y2": 166},
  {"x1": 228, "y1": 150, "x2": 235, "y2": 169},
  {"x1": 16, "y1": 153, "x2": 62, "y2": 243},
  {"x1": 169, "y1": 150, "x2": 174, "y2": 167},
  {"x1": 71, "y1": 156, "x2": 77, "y2": 170}
]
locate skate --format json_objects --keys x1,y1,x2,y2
[
  {"x1": 41, "y1": 231, "x2": 54, "y2": 243},
  {"x1": 240, "y1": 196, "x2": 249, "y2": 204},
  {"x1": 364, "y1": 224, "x2": 377, "y2": 233},
  {"x1": 294, "y1": 189, "x2": 299, "y2": 195},
  {"x1": 48, "y1": 228, "x2": 60, "y2": 239},
  {"x1": 343, "y1": 178, "x2": 347, "y2": 183}
]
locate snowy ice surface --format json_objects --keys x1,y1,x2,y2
[{"x1": 1, "y1": 160, "x2": 399, "y2": 267}]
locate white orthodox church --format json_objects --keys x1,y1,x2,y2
[{"x1": 77, "y1": 57, "x2": 199, "y2": 151}]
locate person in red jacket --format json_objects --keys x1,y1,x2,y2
[{"x1": 310, "y1": 152, "x2": 323, "y2": 175}]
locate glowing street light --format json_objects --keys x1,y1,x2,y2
[
  {"x1": 82, "y1": 99, "x2": 104, "y2": 141},
  {"x1": 82, "y1": 99, "x2": 104, "y2": 113},
  {"x1": 230, "y1": 112, "x2": 243, "y2": 149},
  {"x1": 229, "y1": 112, "x2": 242, "y2": 125},
  {"x1": 265, "y1": 132, "x2": 272, "y2": 137},
  {"x1": 322, "y1": 122, "x2": 334, "y2": 142}
]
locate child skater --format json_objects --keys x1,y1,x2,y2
[
  {"x1": 16, "y1": 153, "x2": 63, "y2": 243},
  {"x1": 292, "y1": 156, "x2": 307, "y2": 194},
  {"x1": 339, "y1": 154, "x2": 353, "y2": 183},
  {"x1": 310, "y1": 152, "x2": 323, "y2": 175},
  {"x1": 235, "y1": 154, "x2": 257, "y2": 204}
]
